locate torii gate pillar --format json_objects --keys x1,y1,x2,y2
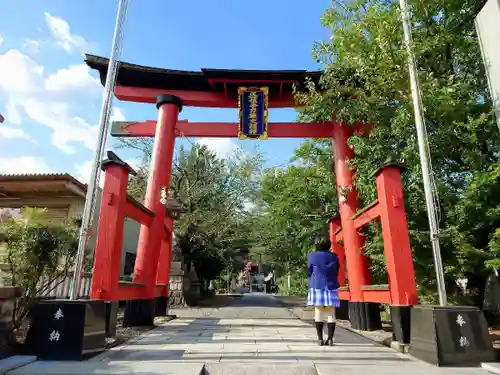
[{"x1": 123, "y1": 95, "x2": 182, "y2": 326}]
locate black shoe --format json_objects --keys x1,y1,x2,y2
[
  {"x1": 325, "y1": 338, "x2": 334, "y2": 346},
  {"x1": 326, "y1": 322, "x2": 336, "y2": 346},
  {"x1": 315, "y1": 321, "x2": 324, "y2": 344}
]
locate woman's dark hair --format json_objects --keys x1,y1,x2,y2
[{"x1": 314, "y1": 235, "x2": 331, "y2": 251}]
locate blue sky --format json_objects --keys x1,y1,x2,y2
[{"x1": 0, "y1": 0, "x2": 331, "y2": 183}]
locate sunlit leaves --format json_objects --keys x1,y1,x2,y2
[
  {"x1": 294, "y1": 0, "x2": 500, "y2": 304},
  {"x1": 0, "y1": 207, "x2": 79, "y2": 326},
  {"x1": 126, "y1": 141, "x2": 263, "y2": 283}
]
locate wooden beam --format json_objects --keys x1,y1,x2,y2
[
  {"x1": 0, "y1": 197, "x2": 77, "y2": 208},
  {"x1": 115, "y1": 86, "x2": 296, "y2": 108},
  {"x1": 338, "y1": 287, "x2": 350, "y2": 301},
  {"x1": 360, "y1": 285, "x2": 392, "y2": 304},
  {"x1": 352, "y1": 200, "x2": 380, "y2": 229},
  {"x1": 100, "y1": 282, "x2": 165, "y2": 301},
  {"x1": 124, "y1": 200, "x2": 154, "y2": 227},
  {"x1": 111, "y1": 120, "x2": 334, "y2": 138}
]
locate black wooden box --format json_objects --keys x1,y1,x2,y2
[
  {"x1": 25, "y1": 299, "x2": 106, "y2": 361},
  {"x1": 409, "y1": 305, "x2": 494, "y2": 366}
]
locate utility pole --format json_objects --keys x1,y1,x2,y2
[
  {"x1": 398, "y1": 0, "x2": 447, "y2": 305},
  {"x1": 69, "y1": 0, "x2": 129, "y2": 300}
]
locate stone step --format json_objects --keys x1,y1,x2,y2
[
  {"x1": 0, "y1": 356, "x2": 37, "y2": 374},
  {"x1": 483, "y1": 362, "x2": 500, "y2": 375},
  {"x1": 203, "y1": 364, "x2": 318, "y2": 375},
  {"x1": 7, "y1": 361, "x2": 204, "y2": 375}
]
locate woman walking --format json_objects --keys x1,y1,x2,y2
[{"x1": 307, "y1": 235, "x2": 340, "y2": 346}]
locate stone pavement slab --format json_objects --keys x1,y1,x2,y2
[
  {"x1": 204, "y1": 363, "x2": 318, "y2": 375},
  {"x1": 7, "y1": 294, "x2": 493, "y2": 374},
  {"x1": 8, "y1": 362, "x2": 204, "y2": 375},
  {"x1": 316, "y1": 364, "x2": 492, "y2": 375},
  {"x1": 0, "y1": 356, "x2": 36, "y2": 375},
  {"x1": 483, "y1": 363, "x2": 500, "y2": 374}
]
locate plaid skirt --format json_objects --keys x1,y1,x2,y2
[{"x1": 307, "y1": 288, "x2": 340, "y2": 307}]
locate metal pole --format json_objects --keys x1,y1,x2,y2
[
  {"x1": 69, "y1": 0, "x2": 129, "y2": 300},
  {"x1": 399, "y1": 0, "x2": 447, "y2": 305}
]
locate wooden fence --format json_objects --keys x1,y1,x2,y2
[{"x1": 39, "y1": 273, "x2": 92, "y2": 299}]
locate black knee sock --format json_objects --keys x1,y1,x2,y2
[
  {"x1": 327, "y1": 322, "x2": 336, "y2": 340},
  {"x1": 315, "y1": 322, "x2": 324, "y2": 341}
]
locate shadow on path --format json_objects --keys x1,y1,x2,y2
[{"x1": 94, "y1": 294, "x2": 410, "y2": 365}]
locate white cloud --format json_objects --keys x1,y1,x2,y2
[
  {"x1": 22, "y1": 101, "x2": 98, "y2": 153},
  {"x1": 0, "y1": 156, "x2": 51, "y2": 174},
  {"x1": 0, "y1": 49, "x2": 101, "y2": 153},
  {"x1": 5, "y1": 101, "x2": 23, "y2": 125},
  {"x1": 196, "y1": 138, "x2": 239, "y2": 158},
  {"x1": 111, "y1": 107, "x2": 126, "y2": 122},
  {"x1": 22, "y1": 39, "x2": 41, "y2": 54},
  {"x1": 0, "y1": 50, "x2": 44, "y2": 95},
  {"x1": 0, "y1": 34, "x2": 3, "y2": 46},
  {"x1": 76, "y1": 156, "x2": 139, "y2": 189},
  {"x1": 124, "y1": 158, "x2": 140, "y2": 171},
  {"x1": 44, "y1": 12, "x2": 88, "y2": 54},
  {"x1": 45, "y1": 64, "x2": 99, "y2": 93},
  {"x1": 0, "y1": 125, "x2": 35, "y2": 142},
  {"x1": 76, "y1": 160, "x2": 104, "y2": 188}
]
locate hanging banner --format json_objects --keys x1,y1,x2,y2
[{"x1": 238, "y1": 87, "x2": 269, "y2": 140}]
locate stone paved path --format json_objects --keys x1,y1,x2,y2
[{"x1": 10, "y1": 294, "x2": 492, "y2": 375}]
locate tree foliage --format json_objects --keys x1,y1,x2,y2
[
  {"x1": 252, "y1": 143, "x2": 338, "y2": 274},
  {"x1": 117, "y1": 0, "x2": 500, "y2": 306},
  {"x1": 0, "y1": 208, "x2": 78, "y2": 327},
  {"x1": 125, "y1": 140, "x2": 262, "y2": 285},
  {"x1": 254, "y1": 0, "x2": 500, "y2": 305}
]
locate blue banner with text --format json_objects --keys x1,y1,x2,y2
[{"x1": 238, "y1": 87, "x2": 268, "y2": 140}]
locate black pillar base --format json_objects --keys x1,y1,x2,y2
[
  {"x1": 105, "y1": 301, "x2": 119, "y2": 338},
  {"x1": 122, "y1": 299, "x2": 155, "y2": 327},
  {"x1": 25, "y1": 299, "x2": 106, "y2": 361},
  {"x1": 154, "y1": 296, "x2": 168, "y2": 317},
  {"x1": 391, "y1": 305, "x2": 411, "y2": 344},
  {"x1": 348, "y1": 302, "x2": 382, "y2": 331},
  {"x1": 410, "y1": 305, "x2": 495, "y2": 367},
  {"x1": 336, "y1": 300, "x2": 349, "y2": 321}
]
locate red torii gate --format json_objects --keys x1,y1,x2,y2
[{"x1": 85, "y1": 54, "x2": 417, "y2": 343}]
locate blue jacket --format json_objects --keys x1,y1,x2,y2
[{"x1": 307, "y1": 250, "x2": 340, "y2": 290}]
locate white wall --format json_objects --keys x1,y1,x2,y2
[
  {"x1": 82, "y1": 189, "x2": 142, "y2": 277},
  {"x1": 475, "y1": 0, "x2": 500, "y2": 130},
  {"x1": 120, "y1": 217, "x2": 141, "y2": 276}
]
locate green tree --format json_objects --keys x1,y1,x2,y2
[
  {"x1": 0, "y1": 207, "x2": 78, "y2": 327},
  {"x1": 123, "y1": 140, "x2": 263, "y2": 288},
  {"x1": 288, "y1": 0, "x2": 500, "y2": 305},
  {"x1": 253, "y1": 144, "x2": 338, "y2": 276}
]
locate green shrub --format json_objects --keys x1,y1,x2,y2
[
  {"x1": 277, "y1": 271, "x2": 308, "y2": 296},
  {"x1": 0, "y1": 207, "x2": 78, "y2": 327}
]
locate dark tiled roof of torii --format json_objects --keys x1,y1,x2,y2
[{"x1": 84, "y1": 54, "x2": 323, "y2": 94}]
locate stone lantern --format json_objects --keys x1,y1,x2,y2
[
  {"x1": 165, "y1": 197, "x2": 183, "y2": 220},
  {"x1": 163, "y1": 197, "x2": 187, "y2": 307}
]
